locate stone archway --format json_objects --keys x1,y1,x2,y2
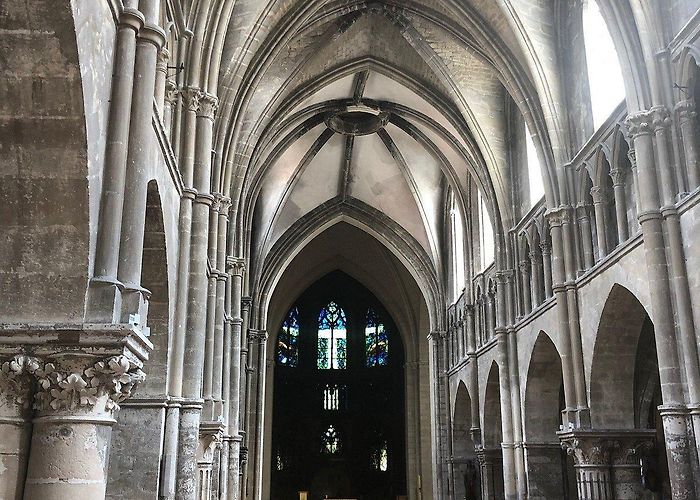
[
  {"x1": 107, "y1": 181, "x2": 171, "y2": 499},
  {"x1": 523, "y1": 331, "x2": 575, "y2": 499},
  {"x1": 452, "y1": 381, "x2": 478, "y2": 500},
  {"x1": 560, "y1": 284, "x2": 667, "y2": 499},
  {"x1": 481, "y1": 362, "x2": 505, "y2": 500}
]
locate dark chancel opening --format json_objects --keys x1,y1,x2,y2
[{"x1": 271, "y1": 271, "x2": 406, "y2": 500}]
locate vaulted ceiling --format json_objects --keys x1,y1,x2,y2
[{"x1": 211, "y1": 0, "x2": 574, "y2": 299}]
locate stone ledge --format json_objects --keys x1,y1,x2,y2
[{"x1": 0, "y1": 323, "x2": 153, "y2": 365}]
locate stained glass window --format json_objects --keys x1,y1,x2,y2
[
  {"x1": 322, "y1": 425, "x2": 341, "y2": 454},
  {"x1": 322, "y1": 383, "x2": 348, "y2": 411},
  {"x1": 371, "y1": 441, "x2": 389, "y2": 471},
  {"x1": 365, "y1": 308, "x2": 389, "y2": 367},
  {"x1": 317, "y1": 302, "x2": 347, "y2": 369},
  {"x1": 277, "y1": 307, "x2": 300, "y2": 367}
]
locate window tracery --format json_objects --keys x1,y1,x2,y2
[
  {"x1": 276, "y1": 307, "x2": 300, "y2": 367},
  {"x1": 317, "y1": 302, "x2": 347, "y2": 369},
  {"x1": 365, "y1": 308, "x2": 389, "y2": 367}
]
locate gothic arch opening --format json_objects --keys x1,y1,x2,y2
[
  {"x1": 260, "y1": 221, "x2": 434, "y2": 499},
  {"x1": 482, "y1": 362, "x2": 505, "y2": 499},
  {"x1": 269, "y1": 271, "x2": 406, "y2": 499},
  {"x1": 452, "y1": 381, "x2": 478, "y2": 500},
  {"x1": 107, "y1": 181, "x2": 171, "y2": 498},
  {"x1": 586, "y1": 284, "x2": 670, "y2": 497},
  {"x1": 522, "y1": 332, "x2": 576, "y2": 500}
]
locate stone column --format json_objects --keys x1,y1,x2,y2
[
  {"x1": 476, "y1": 446, "x2": 504, "y2": 499},
  {"x1": 226, "y1": 258, "x2": 245, "y2": 500},
  {"x1": 176, "y1": 92, "x2": 218, "y2": 500},
  {"x1": 676, "y1": 99, "x2": 700, "y2": 190},
  {"x1": 0, "y1": 357, "x2": 33, "y2": 499},
  {"x1": 197, "y1": 423, "x2": 224, "y2": 500},
  {"x1": 540, "y1": 241, "x2": 553, "y2": 299},
  {"x1": 154, "y1": 47, "x2": 169, "y2": 116},
  {"x1": 576, "y1": 204, "x2": 596, "y2": 270},
  {"x1": 590, "y1": 186, "x2": 609, "y2": 261},
  {"x1": 248, "y1": 330, "x2": 268, "y2": 500},
  {"x1": 519, "y1": 260, "x2": 532, "y2": 314},
  {"x1": 559, "y1": 429, "x2": 655, "y2": 500},
  {"x1": 529, "y1": 250, "x2": 544, "y2": 307},
  {"x1": 163, "y1": 80, "x2": 178, "y2": 136},
  {"x1": 626, "y1": 111, "x2": 696, "y2": 499},
  {"x1": 545, "y1": 208, "x2": 577, "y2": 426},
  {"x1": 239, "y1": 297, "x2": 252, "y2": 500},
  {"x1": 0, "y1": 325, "x2": 150, "y2": 500},
  {"x1": 117, "y1": 17, "x2": 166, "y2": 322},
  {"x1": 86, "y1": 8, "x2": 143, "y2": 321},
  {"x1": 609, "y1": 168, "x2": 629, "y2": 243}
]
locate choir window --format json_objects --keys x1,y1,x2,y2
[
  {"x1": 322, "y1": 425, "x2": 341, "y2": 454},
  {"x1": 276, "y1": 307, "x2": 300, "y2": 367},
  {"x1": 317, "y1": 301, "x2": 347, "y2": 369},
  {"x1": 365, "y1": 308, "x2": 389, "y2": 367}
]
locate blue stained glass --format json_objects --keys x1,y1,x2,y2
[
  {"x1": 365, "y1": 308, "x2": 389, "y2": 367},
  {"x1": 317, "y1": 302, "x2": 347, "y2": 369},
  {"x1": 317, "y1": 337, "x2": 330, "y2": 369},
  {"x1": 277, "y1": 307, "x2": 300, "y2": 367}
]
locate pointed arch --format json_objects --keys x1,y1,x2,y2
[{"x1": 590, "y1": 284, "x2": 650, "y2": 428}]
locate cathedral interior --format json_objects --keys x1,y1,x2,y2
[{"x1": 2, "y1": 0, "x2": 700, "y2": 499}]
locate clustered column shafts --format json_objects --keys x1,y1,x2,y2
[
  {"x1": 176, "y1": 91, "x2": 218, "y2": 500},
  {"x1": 117, "y1": 16, "x2": 166, "y2": 323},
  {"x1": 86, "y1": 8, "x2": 142, "y2": 321},
  {"x1": 626, "y1": 110, "x2": 697, "y2": 499}
]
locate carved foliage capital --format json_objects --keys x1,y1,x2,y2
[
  {"x1": 226, "y1": 257, "x2": 246, "y2": 277},
  {"x1": 197, "y1": 92, "x2": 219, "y2": 119},
  {"x1": 181, "y1": 87, "x2": 201, "y2": 113},
  {"x1": 544, "y1": 206, "x2": 571, "y2": 227},
  {"x1": 0, "y1": 354, "x2": 145, "y2": 414},
  {"x1": 589, "y1": 186, "x2": 607, "y2": 204},
  {"x1": 675, "y1": 99, "x2": 697, "y2": 123},
  {"x1": 609, "y1": 168, "x2": 626, "y2": 186},
  {"x1": 625, "y1": 111, "x2": 654, "y2": 139},
  {"x1": 248, "y1": 330, "x2": 268, "y2": 343}
]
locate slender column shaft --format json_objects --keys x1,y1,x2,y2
[
  {"x1": 86, "y1": 9, "x2": 142, "y2": 321},
  {"x1": 519, "y1": 262, "x2": 532, "y2": 314},
  {"x1": 226, "y1": 265, "x2": 244, "y2": 499},
  {"x1": 154, "y1": 48, "x2": 168, "y2": 115},
  {"x1": 176, "y1": 92, "x2": 218, "y2": 500},
  {"x1": 117, "y1": 21, "x2": 166, "y2": 322},
  {"x1": 239, "y1": 298, "x2": 252, "y2": 500},
  {"x1": 576, "y1": 206, "x2": 595, "y2": 270},
  {"x1": 250, "y1": 331, "x2": 269, "y2": 500},
  {"x1": 529, "y1": 252, "x2": 543, "y2": 306},
  {"x1": 590, "y1": 187, "x2": 609, "y2": 261},
  {"x1": 546, "y1": 211, "x2": 577, "y2": 423},
  {"x1": 541, "y1": 242, "x2": 553, "y2": 298},
  {"x1": 626, "y1": 112, "x2": 695, "y2": 499},
  {"x1": 610, "y1": 169, "x2": 629, "y2": 243},
  {"x1": 676, "y1": 100, "x2": 700, "y2": 190}
]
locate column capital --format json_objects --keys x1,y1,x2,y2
[
  {"x1": 558, "y1": 429, "x2": 655, "y2": 466},
  {"x1": 427, "y1": 330, "x2": 446, "y2": 342},
  {"x1": 248, "y1": 330, "x2": 268, "y2": 343},
  {"x1": 627, "y1": 148, "x2": 637, "y2": 169},
  {"x1": 156, "y1": 47, "x2": 170, "y2": 71},
  {"x1": 609, "y1": 167, "x2": 626, "y2": 186},
  {"x1": 589, "y1": 185, "x2": 607, "y2": 204},
  {"x1": 625, "y1": 111, "x2": 654, "y2": 139},
  {"x1": 539, "y1": 241, "x2": 551, "y2": 255},
  {"x1": 226, "y1": 257, "x2": 246, "y2": 277},
  {"x1": 675, "y1": 99, "x2": 697, "y2": 123},
  {"x1": 0, "y1": 353, "x2": 145, "y2": 416},
  {"x1": 518, "y1": 260, "x2": 530, "y2": 274},
  {"x1": 495, "y1": 269, "x2": 514, "y2": 283},
  {"x1": 544, "y1": 205, "x2": 572, "y2": 227},
  {"x1": 241, "y1": 296, "x2": 253, "y2": 312},
  {"x1": 197, "y1": 92, "x2": 219, "y2": 120},
  {"x1": 650, "y1": 105, "x2": 672, "y2": 132},
  {"x1": 181, "y1": 87, "x2": 201, "y2": 113},
  {"x1": 164, "y1": 80, "x2": 178, "y2": 105}
]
